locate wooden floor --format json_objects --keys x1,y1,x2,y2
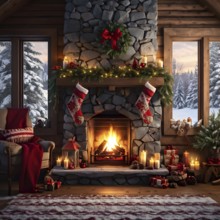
[{"x1": 0, "y1": 180, "x2": 220, "y2": 210}]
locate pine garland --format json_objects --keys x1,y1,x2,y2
[
  {"x1": 193, "y1": 111, "x2": 220, "y2": 150},
  {"x1": 49, "y1": 64, "x2": 173, "y2": 107}
]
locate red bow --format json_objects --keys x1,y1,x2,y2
[{"x1": 101, "y1": 28, "x2": 122, "y2": 50}]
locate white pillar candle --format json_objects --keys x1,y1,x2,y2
[
  {"x1": 64, "y1": 158, "x2": 69, "y2": 169},
  {"x1": 63, "y1": 56, "x2": 69, "y2": 68},
  {"x1": 140, "y1": 150, "x2": 147, "y2": 166},
  {"x1": 154, "y1": 159, "x2": 160, "y2": 169},
  {"x1": 56, "y1": 157, "x2": 61, "y2": 166},
  {"x1": 190, "y1": 159, "x2": 195, "y2": 170},
  {"x1": 149, "y1": 157, "x2": 154, "y2": 168}
]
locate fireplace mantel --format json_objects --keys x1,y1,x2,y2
[{"x1": 56, "y1": 77, "x2": 164, "y2": 88}]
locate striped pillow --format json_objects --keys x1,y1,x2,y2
[{"x1": 1, "y1": 127, "x2": 34, "y2": 143}]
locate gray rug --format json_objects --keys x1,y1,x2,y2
[{"x1": 0, "y1": 194, "x2": 220, "y2": 219}]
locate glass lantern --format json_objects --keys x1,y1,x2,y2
[{"x1": 62, "y1": 137, "x2": 80, "y2": 168}]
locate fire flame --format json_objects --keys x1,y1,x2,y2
[{"x1": 105, "y1": 126, "x2": 120, "y2": 151}]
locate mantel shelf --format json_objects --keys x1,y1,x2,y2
[{"x1": 56, "y1": 77, "x2": 164, "y2": 88}]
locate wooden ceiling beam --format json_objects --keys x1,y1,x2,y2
[
  {"x1": 198, "y1": 0, "x2": 220, "y2": 20},
  {"x1": 0, "y1": 0, "x2": 30, "y2": 23}
]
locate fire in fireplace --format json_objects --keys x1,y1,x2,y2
[{"x1": 88, "y1": 112, "x2": 130, "y2": 165}]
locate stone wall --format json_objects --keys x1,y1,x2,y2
[
  {"x1": 63, "y1": 86, "x2": 162, "y2": 163},
  {"x1": 64, "y1": 0, "x2": 158, "y2": 67}
]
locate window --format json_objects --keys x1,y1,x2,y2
[
  {"x1": 23, "y1": 41, "x2": 48, "y2": 125},
  {"x1": 172, "y1": 41, "x2": 198, "y2": 124},
  {"x1": 0, "y1": 41, "x2": 12, "y2": 107},
  {"x1": 209, "y1": 41, "x2": 220, "y2": 115},
  {"x1": 163, "y1": 28, "x2": 220, "y2": 137},
  {"x1": 0, "y1": 28, "x2": 57, "y2": 135}
]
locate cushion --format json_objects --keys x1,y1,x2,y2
[
  {"x1": 1, "y1": 127, "x2": 34, "y2": 143},
  {"x1": 6, "y1": 108, "x2": 29, "y2": 129}
]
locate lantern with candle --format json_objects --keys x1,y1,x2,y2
[{"x1": 62, "y1": 137, "x2": 80, "y2": 168}]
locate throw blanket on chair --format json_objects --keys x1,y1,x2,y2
[
  {"x1": 5, "y1": 108, "x2": 43, "y2": 193},
  {"x1": 19, "y1": 136, "x2": 43, "y2": 193}
]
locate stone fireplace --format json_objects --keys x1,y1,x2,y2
[{"x1": 61, "y1": 0, "x2": 161, "y2": 166}]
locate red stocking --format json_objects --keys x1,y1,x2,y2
[
  {"x1": 67, "y1": 83, "x2": 88, "y2": 125},
  {"x1": 135, "y1": 81, "x2": 156, "y2": 124}
]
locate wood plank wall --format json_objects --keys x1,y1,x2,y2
[
  {"x1": 157, "y1": 0, "x2": 220, "y2": 61},
  {"x1": 0, "y1": 0, "x2": 65, "y2": 63}
]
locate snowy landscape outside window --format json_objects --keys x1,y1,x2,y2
[
  {"x1": 209, "y1": 42, "x2": 220, "y2": 115},
  {"x1": 172, "y1": 41, "x2": 198, "y2": 124},
  {"x1": 23, "y1": 41, "x2": 48, "y2": 126},
  {"x1": 0, "y1": 41, "x2": 12, "y2": 107}
]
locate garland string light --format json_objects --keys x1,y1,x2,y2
[{"x1": 49, "y1": 62, "x2": 173, "y2": 108}]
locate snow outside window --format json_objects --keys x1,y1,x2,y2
[
  {"x1": 0, "y1": 41, "x2": 12, "y2": 107},
  {"x1": 209, "y1": 42, "x2": 220, "y2": 115},
  {"x1": 172, "y1": 41, "x2": 198, "y2": 125},
  {"x1": 23, "y1": 41, "x2": 48, "y2": 126}
]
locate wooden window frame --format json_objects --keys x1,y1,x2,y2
[
  {"x1": 163, "y1": 28, "x2": 220, "y2": 136},
  {"x1": 0, "y1": 28, "x2": 58, "y2": 136}
]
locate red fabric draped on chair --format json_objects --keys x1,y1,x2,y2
[{"x1": 6, "y1": 108, "x2": 43, "y2": 193}]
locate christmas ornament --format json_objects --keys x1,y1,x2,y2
[
  {"x1": 135, "y1": 81, "x2": 156, "y2": 124},
  {"x1": 99, "y1": 22, "x2": 131, "y2": 58},
  {"x1": 67, "y1": 83, "x2": 88, "y2": 125}
]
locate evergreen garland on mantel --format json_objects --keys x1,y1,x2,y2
[{"x1": 49, "y1": 64, "x2": 173, "y2": 107}]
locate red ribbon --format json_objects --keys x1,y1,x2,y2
[{"x1": 101, "y1": 28, "x2": 122, "y2": 50}]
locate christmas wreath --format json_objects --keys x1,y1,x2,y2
[{"x1": 99, "y1": 22, "x2": 131, "y2": 58}]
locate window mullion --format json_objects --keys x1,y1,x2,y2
[
  {"x1": 11, "y1": 38, "x2": 23, "y2": 108},
  {"x1": 201, "y1": 37, "x2": 210, "y2": 126}
]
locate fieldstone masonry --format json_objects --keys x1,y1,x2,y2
[
  {"x1": 62, "y1": 0, "x2": 161, "y2": 164},
  {"x1": 64, "y1": 0, "x2": 158, "y2": 67}
]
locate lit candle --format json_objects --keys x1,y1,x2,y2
[
  {"x1": 183, "y1": 151, "x2": 190, "y2": 167},
  {"x1": 149, "y1": 157, "x2": 154, "y2": 168},
  {"x1": 56, "y1": 157, "x2": 61, "y2": 166},
  {"x1": 63, "y1": 56, "x2": 69, "y2": 68},
  {"x1": 140, "y1": 150, "x2": 147, "y2": 167},
  {"x1": 154, "y1": 159, "x2": 160, "y2": 169},
  {"x1": 190, "y1": 159, "x2": 195, "y2": 170},
  {"x1": 158, "y1": 59, "x2": 163, "y2": 68},
  {"x1": 142, "y1": 56, "x2": 148, "y2": 64},
  {"x1": 194, "y1": 158, "x2": 200, "y2": 171},
  {"x1": 64, "y1": 157, "x2": 69, "y2": 169}
]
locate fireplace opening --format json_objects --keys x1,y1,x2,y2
[{"x1": 88, "y1": 111, "x2": 131, "y2": 165}]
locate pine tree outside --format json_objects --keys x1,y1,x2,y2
[{"x1": 0, "y1": 41, "x2": 48, "y2": 126}]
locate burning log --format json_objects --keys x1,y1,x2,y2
[
  {"x1": 95, "y1": 140, "x2": 107, "y2": 155},
  {"x1": 112, "y1": 145, "x2": 125, "y2": 156}
]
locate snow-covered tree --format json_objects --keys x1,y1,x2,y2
[
  {"x1": 185, "y1": 67, "x2": 198, "y2": 108},
  {"x1": 0, "y1": 42, "x2": 12, "y2": 107},
  {"x1": 173, "y1": 77, "x2": 185, "y2": 109},
  {"x1": 23, "y1": 42, "x2": 48, "y2": 124},
  {"x1": 209, "y1": 42, "x2": 220, "y2": 108}
]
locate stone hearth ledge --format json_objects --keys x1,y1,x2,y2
[
  {"x1": 50, "y1": 166, "x2": 169, "y2": 185},
  {"x1": 51, "y1": 166, "x2": 169, "y2": 177}
]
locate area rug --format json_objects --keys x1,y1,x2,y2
[{"x1": 0, "y1": 194, "x2": 220, "y2": 220}]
